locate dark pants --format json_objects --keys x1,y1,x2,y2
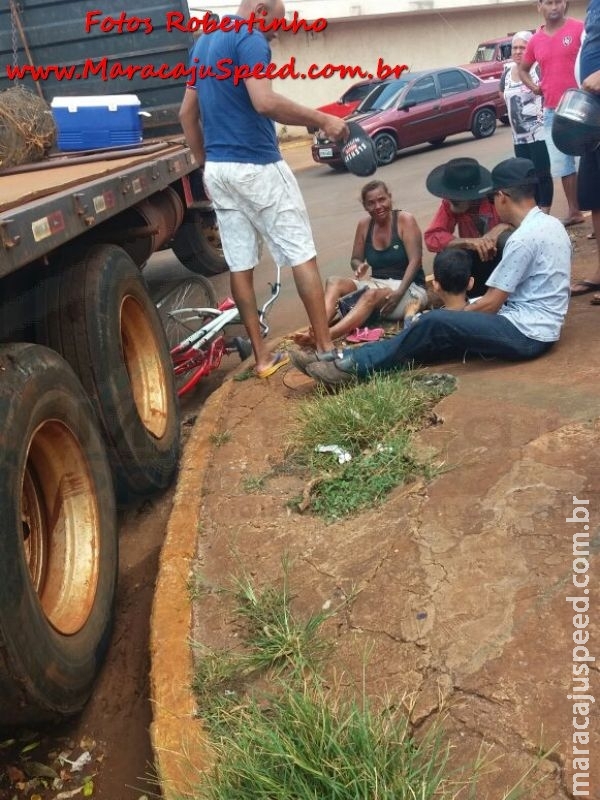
[
  {"x1": 340, "y1": 309, "x2": 552, "y2": 376},
  {"x1": 514, "y1": 140, "x2": 553, "y2": 209},
  {"x1": 577, "y1": 148, "x2": 600, "y2": 211},
  {"x1": 467, "y1": 228, "x2": 513, "y2": 298}
]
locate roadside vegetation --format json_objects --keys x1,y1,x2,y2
[
  {"x1": 183, "y1": 569, "x2": 549, "y2": 800},
  {"x1": 287, "y1": 371, "x2": 456, "y2": 520}
]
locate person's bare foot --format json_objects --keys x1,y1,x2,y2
[
  {"x1": 403, "y1": 299, "x2": 422, "y2": 318},
  {"x1": 561, "y1": 215, "x2": 586, "y2": 227},
  {"x1": 292, "y1": 330, "x2": 316, "y2": 347}
]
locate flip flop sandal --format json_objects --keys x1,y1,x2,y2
[
  {"x1": 345, "y1": 327, "x2": 384, "y2": 343},
  {"x1": 255, "y1": 351, "x2": 290, "y2": 379},
  {"x1": 591, "y1": 294, "x2": 600, "y2": 305},
  {"x1": 587, "y1": 232, "x2": 596, "y2": 240},
  {"x1": 570, "y1": 280, "x2": 600, "y2": 296}
]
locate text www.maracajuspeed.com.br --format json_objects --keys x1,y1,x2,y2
[{"x1": 5, "y1": 57, "x2": 408, "y2": 86}]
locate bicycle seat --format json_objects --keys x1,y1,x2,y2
[{"x1": 218, "y1": 297, "x2": 237, "y2": 311}]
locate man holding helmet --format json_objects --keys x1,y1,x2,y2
[{"x1": 566, "y1": 0, "x2": 600, "y2": 298}]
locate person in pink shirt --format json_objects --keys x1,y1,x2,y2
[
  {"x1": 424, "y1": 158, "x2": 512, "y2": 297},
  {"x1": 518, "y1": 0, "x2": 584, "y2": 226}
]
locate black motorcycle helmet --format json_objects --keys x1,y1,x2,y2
[{"x1": 552, "y1": 88, "x2": 600, "y2": 156}]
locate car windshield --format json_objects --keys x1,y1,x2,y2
[
  {"x1": 472, "y1": 45, "x2": 496, "y2": 63},
  {"x1": 357, "y1": 78, "x2": 412, "y2": 112}
]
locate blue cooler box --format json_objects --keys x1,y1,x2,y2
[{"x1": 51, "y1": 94, "x2": 143, "y2": 151}]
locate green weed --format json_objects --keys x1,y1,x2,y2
[
  {"x1": 186, "y1": 569, "x2": 550, "y2": 800},
  {"x1": 241, "y1": 474, "x2": 268, "y2": 493},
  {"x1": 233, "y1": 572, "x2": 330, "y2": 677},
  {"x1": 209, "y1": 430, "x2": 231, "y2": 447},
  {"x1": 289, "y1": 371, "x2": 453, "y2": 519}
]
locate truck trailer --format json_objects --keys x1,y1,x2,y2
[{"x1": 0, "y1": 0, "x2": 225, "y2": 724}]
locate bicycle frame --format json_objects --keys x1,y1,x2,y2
[{"x1": 159, "y1": 265, "x2": 282, "y2": 397}]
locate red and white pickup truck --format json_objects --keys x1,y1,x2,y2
[{"x1": 462, "y1": 36, "x2": 515, "y2": 81}]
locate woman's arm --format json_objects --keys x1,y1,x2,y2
[
  {"x1": 380, "y1": 212, "x2": 423, "y2": 316},
  {"x1": 350, "y1": 217, "x2": 370, "y2": 278}
]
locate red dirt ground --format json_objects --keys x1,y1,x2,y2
[{"x1": 1, "y1": 226, "x2": 598, "y2": 800}]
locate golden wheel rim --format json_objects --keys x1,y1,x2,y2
[
  {"x1": 121, "y1": 294, "x2": 169, "y2": 440},
  {"x1": 21, "y1": 420, "x2": 100, "y2": 635}
]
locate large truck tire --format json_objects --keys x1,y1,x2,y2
[
  {"x1": 36, "y1": 244, "x2": 180, "y2": 498},
  {"x1": 171, "y1": 207, "x2": 228, "y2": 275},
  {"x1": 0, "y1": 343, "x2": 117, "y2": 725}
]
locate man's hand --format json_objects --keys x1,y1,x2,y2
[
  {"x1": 486, "y1": 223, "x2": 512, "y2": 243},
  {"x1": 320, "y1": 114, "x2": 349, "y2": 142},
  {"x1": 465, "y1": 237, "x2": 497, "y2": 261},
  {"x1": 582, "y1": 70, "x2": 600, "y2": 94}
]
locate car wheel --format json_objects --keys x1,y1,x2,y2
[
  {"x1": 373, "y1": 133, "x2": 397, "y2": 166},
  {"x1": 429, "y1": 137, "x2": 446, "y2": 148},
  {"x1": 471, "y1": 108, "x2": 497, "y2": 139}
]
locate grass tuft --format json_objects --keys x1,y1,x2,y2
[
  {"x1": 209, "y1": 430, "x2": 231, "y2": 447},
  {"x1": 196, "y1": 684, "x2": 453, "y2": 800},
  {"x1": 187, "y1": 569, "x2": 550, "y2": 800},
  {"x1": 233, "y1": 572, "x2": 330, "y2": 677},
  {"x1": 289, "y1": 371, "x2": 454, "y2": 519}
]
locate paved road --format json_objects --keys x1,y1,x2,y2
[{"x1": 147, "y1": 124, "x2": 570, "y2": 342}]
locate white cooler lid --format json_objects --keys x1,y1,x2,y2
[{"x1": 51, "y1": 94, "x2": 141, "y2": 111}]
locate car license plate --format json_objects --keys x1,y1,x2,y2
[{"x1": 318, "y1": 147, "x2": 333, "y2": 158}]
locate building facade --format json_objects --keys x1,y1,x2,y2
[{"x1": 188, "y1": 0, "x2": 588, "y2": 137}]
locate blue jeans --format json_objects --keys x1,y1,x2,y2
[
  {"x1": 544, "y1": 108, "x2": 578, "y2": 178},
  {"x1": 341, "y1": 310, "x2": 553, "y2": 377}
]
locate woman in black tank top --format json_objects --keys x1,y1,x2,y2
[{"x1": 292, "y1": 180, "x2": 428, "y2": 347}]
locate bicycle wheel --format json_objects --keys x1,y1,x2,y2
[{"x1": 155, "y1": 275, "x2": 218, "y2": 351}]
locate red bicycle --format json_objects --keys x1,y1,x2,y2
[{"x1": 155, "y1": 267, "x2": 281, "y2": 397}]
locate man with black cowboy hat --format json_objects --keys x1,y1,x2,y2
[
  {"x1": 424, "y1": 157, "x2": 513, "y2": 297},
  {"x1": 296, "y1": 158, "x2": 572, "y2": 387}
]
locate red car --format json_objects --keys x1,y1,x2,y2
[
  {"x1": 311, "y1": 67, "x2": 507, "y2": 169},
  {"x1": 306, "y1": 78, "x2": 383, "y2": 133}
]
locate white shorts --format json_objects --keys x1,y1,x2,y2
[
  {"x1": 203, "y1": 161, "x2": 316, "y2": 272},
  {"x1": 354, "y1": 278, "x2": 428, "y2": 321}
]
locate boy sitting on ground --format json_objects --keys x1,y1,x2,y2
[{"x1": 404, "y1": 249, "x2": 474, "y2": 326}]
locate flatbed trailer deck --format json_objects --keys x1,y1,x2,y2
[{"x1": 0, "y1": 140, "x2": 195, "y2": 275}]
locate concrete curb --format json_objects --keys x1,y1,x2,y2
[{"x1": 149, "y1": 378, "x2": 234, "y2": 799}]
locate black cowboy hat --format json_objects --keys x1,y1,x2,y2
[
  {"x1": 341, "y1": 121, "x2": 378, "y2": 177},
  {"x1": 426, "y1": 157, "x2": 493, "y2": 200}
]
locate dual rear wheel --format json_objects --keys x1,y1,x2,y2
[
  {"x1": 0, "y1": 243, "x2": 182, "y2": 723},
  {"x1": 0, "y1": 344, "x2": 117, "y2": 724}
]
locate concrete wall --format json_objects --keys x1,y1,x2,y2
[
  {"x1": 192, "y1": 0, "x2": 538, "y2": 18},
  {"x1": 268, "y1": 0, "x2": 587, "y2": 137}
]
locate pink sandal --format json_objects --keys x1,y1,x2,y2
[{"x1": 345, "y1": 327, "x2": 384, "y2": 343}]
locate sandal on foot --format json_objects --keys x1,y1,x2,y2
[{"x1": 255, "y1": 352, "x2": 290, "y2": 379}]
